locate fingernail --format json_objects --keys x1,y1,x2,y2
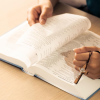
[
  {"x1": 75, "y1": 53, "x2": 77, "y2": 56},
  {"x1": 73, "y1": 48, "x2": 77, "y2": 51},
  {"x1": 73, "y1": 48, "x2": 82, "y2": 52},
  {"x1": 40, "y1": 19, "x2": 45, "y2": 24}
]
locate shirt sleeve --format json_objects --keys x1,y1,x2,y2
[{"x1": 87, "y1": 0, "x2": 100, "y2": 17}]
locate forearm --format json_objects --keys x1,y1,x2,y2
[{"x1": 39, "y1": 0, "x2": 58, "y2": 7}]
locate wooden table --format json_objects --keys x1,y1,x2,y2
[{"x1": 0, "y1": 1, "x2": 100, "y2": 100}]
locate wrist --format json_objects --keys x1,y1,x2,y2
[
  {"x1": 39, "y1": 0, "x2": 58, "y2": 7},
  {"x1": 39, "y1": 0, "x2": 53, "y2": 11}
]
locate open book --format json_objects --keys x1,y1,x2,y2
[{"x1": 0, "y1": 14, "x2": 100, "y2": 100}]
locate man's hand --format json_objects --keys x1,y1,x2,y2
[
  {"x1": 73, "y1": 46, "x2": 100, "y2": 79},
  {"x1": 27, "y1": 1, "x2": 53, "y2": 26}
]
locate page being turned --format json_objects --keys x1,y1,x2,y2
[{"x1": 17, "y1": 14, "x2": 91, "y2": 62}]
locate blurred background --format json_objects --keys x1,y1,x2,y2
[{"x1": 0, "y1": 0, "x2": 38, "y2": 35}]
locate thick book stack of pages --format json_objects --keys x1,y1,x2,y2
[{"x1": 0, "y1": 14, "x2": 100, "y2": 100}]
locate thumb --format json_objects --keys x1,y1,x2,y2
[
  {"x1": 73, "y1": 46, "x2": 99, "y2": 54},
  {"x1": 39, "y1": 7, "x2": 48, "y2": 25}
]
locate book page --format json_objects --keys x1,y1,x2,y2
[
  {"x1": 30, "y1": 41, "x2": 82, "y2": 84},
  {"x1": 30, "y1": 31, "x2": 100, "y2": 85},
  {"x1": 74, "y1": 31, "x2": 100, "y2": 47},
  {"x1": 17, "y1": 14, "x2": 91, "y2": 62},
  {"x1": 0, "y1": 22, "x2": 37, "y2": 69}
]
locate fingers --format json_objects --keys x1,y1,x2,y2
[
  {"x1": 27, "y1": 6, "x2": 41, "y2": 26},
  {"x1": 75, "y1": 65, "x2": 100, "y2": 79},
  {"x1": 74, "y1": 51, "x2": 100, "y2": 79},
  {"x1": 27, "y1": 5, "x2": 53, "y2": 26},
  {"x1": 73, "y1": 59, "x2": 86, "y2": 67},
  {"x1": 74, "y1": 52, "x2": 89, "y2": 61},
  {"x1": 74, "y1": 66, "x2": 80, "y2": 71},
  {"x1": 73, "y1": 46, "x2": 99, "y2": 54},
  {"x1": 86, "y1": 72, "x2": 100, "y2": 79},
  {"x1": 39, "y1": 7, "x2": 47, "y2": 25},
  {"x1": 39, "y1": 6, "x2": 53, "y2": 24}
]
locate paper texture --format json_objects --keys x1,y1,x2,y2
[
  {"x1": 32, "y1": 31, "x2": 100, "y2": 85},
  {"x1": 17, "y1": 14, "x2": 91, "y2": 62},
  {"x1": 0, "y1": 22, "x2": 37, "y2": 68}
]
